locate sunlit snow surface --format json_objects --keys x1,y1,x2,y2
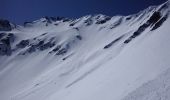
[{"x1": 0, "y1": 1, "x2": 170, "y2": 100}]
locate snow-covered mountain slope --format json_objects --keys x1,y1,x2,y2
[{"x1": 0, "y1": 1, "x2": 170, "y2": 100}]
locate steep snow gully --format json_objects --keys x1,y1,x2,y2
[{"x1": 0, "y1": 1, "x2": 170, "y2": 100}]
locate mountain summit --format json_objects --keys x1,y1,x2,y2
[{"x1": 0, "y1": 1, "x2": 170, "y2": 100}]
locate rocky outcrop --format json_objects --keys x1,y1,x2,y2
[
  {"x1": 19, "y1": 40, "x2": 56, "y2": 55},
  {"x1": 124, "y1": 11, "x2": 166, "y2": 44},
  {"x1": 56, "y1": 48, "x2": 68, "y2": 55},
  {"x1": 104, "y1": 35, "x2": 124, "y2": 49},
  {"x1": 96, "y1": 16, "x2": 111, "y2": 24},
  {"x1": 44, "y1": 16, "x2": 69, "y2": 23},
  {"x1": 124, "y1": 23, "x2": 150, "y2": 44},
  {"x1": 0, "y1": 19, "x2": 12, "y2": 31},
  {"x1": 147, "y1": 11, "x2": 162, "y2": 26},
  {"x1": 151, "y1": 14, "x2": 168, "y2": 31},
  {"x1": 49, "y1": 45, "x2": 68, "y2": 55},
  {"x1": 16, "y1": 40, "x2": 29, "y2": 48},
  {"x1": 76, "y1": 35, "x2": 82, "y2": 40},
  {"x1": 0, "y1": 33, "x2": 15, "y2": 56},
  {"x1": 84, "y1": 18, "x2": 93, "y2": 26}
]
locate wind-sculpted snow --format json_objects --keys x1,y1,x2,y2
[{"x1": 0, "y1": 1, "x2": 170, "y2": 100}]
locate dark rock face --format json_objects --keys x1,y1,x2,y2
[
  {"x1": 0, "y1": 33, "x2": 15, "y2": 56},
  {"x1": 62, "y1": 53, "x2": 74, "y2": 60},
  {"x1": 124, "y1": 11, "x2": 164, "y2": 44},
  {"x1": 56, "y1": 48, "x2": 67, "y2": 55},
  {"x1": 38, "y1": 42, "x2": 55, "y2": 50},
  {"x1": 151, "y1": 14, "x2": 168, "y2": 31},
  {"x1": 16, "y1": 40, "x2": 29, "y2": 48},
  {"x1": 76, "y1": 35, "x2": 82, "y2": 40},
  {"x1": 69, "y1": 19, "x2": 81, "y2": 26},
  {"x1": 49, "y1": 44, "x2": 69, "y2": 55},
  {"x1": 84, "y1": 18, "x2": 93, "y2": 26},
  {"x1": 0, "y1": 19, "x2": 12, "y2": 31},
  {"x1": 46, "y1": 16, "x2": 70, "y2": 22},
  {"x1": 62, "y1": 18, "x2": 70, "y2": 22},
  {"x1": 0, "y1": 33, "x2": 6, "y2": 39},
  {"x1": 24, "y1": 17, "x2": 68, "y2": 27},
  {"x1": 104, "y1": 35, "x2": 124, "y2": 49},
  {"x1": 126, "y1": 17, "x2": 132, "y2": 20},
  {"x1": 147, "y1": 12, "x2": 161, "y2": 26},
  {"x1": 69, "y1": 22, "x2": 76, "y2": 26},
  {"x1": 27, "y1": 45, "x2": 36, "y2": 53},
  {"x1": 0, "y1": 43, "x2": 11, "y2": 56},
  {"x1": 124, "y1": 23, "x2": 150, "y2": 44},
  {"x1": 52, "y1": 45, "x2": 61, "y2": 52},
  {"x1": 96, "y1": 17, "x2": 111, "y2": 24},
  {"x1": 15, "y1": 31, "x2": 78, "y2": 56},
  {"x1": 7, "y1": 33, "x2": 15, "y2": 43},
  {"x1": 17, "y1": 37, "x2": 56, "y2": 55},
  {"x1": 25, "y1": 41, "x2": 55, "y2": 53},
  {"x1": 41, "y1": 33, "x2": 47, "y2": 36},
  {"x1": 44, "y1": 16, "x2": 53, "y2": 23},
  {"x1": 1, "y1": 34, "x2": 14, "y2": 45},
  {"x1": 49, "y1": 17, "x2": 58, "y2": 22}
]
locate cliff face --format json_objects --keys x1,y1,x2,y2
[{"x1": 0, "y1": 19, "x2": 12, "y2": 31}]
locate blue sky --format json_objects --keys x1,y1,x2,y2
[{"x1": 0, "y1": 0, "x2": 167, "y2": 24}]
